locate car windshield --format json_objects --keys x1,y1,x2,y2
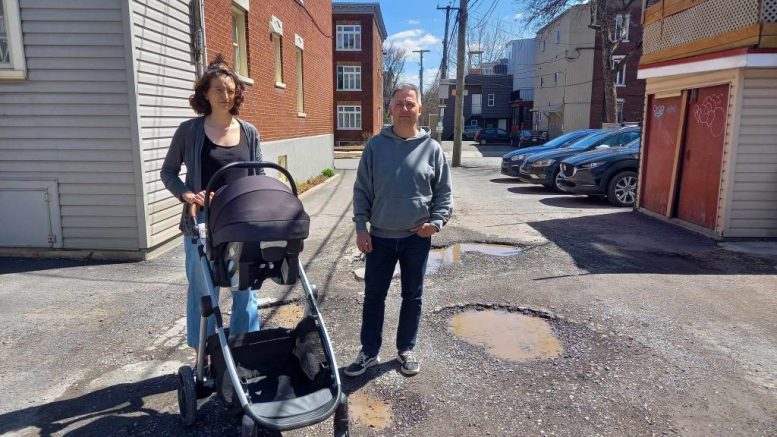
[
  {"x1": 538, "y1": 131, "x2": 592, "y2": 148},
  {"x1": 565, "y1": 131, "x2": 615, "y2": 149}
]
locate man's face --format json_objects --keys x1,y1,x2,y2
[{"x1": 389, "y1": 89, "x2": 422, "y2": 128}]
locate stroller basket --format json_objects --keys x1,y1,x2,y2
[{"x1": 206, "y1": 174, "x2": 310, "y2": 289}]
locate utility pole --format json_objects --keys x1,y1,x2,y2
[
  {"x1": 413, "y1": 49, "x2": 430, "y2": 102},
  {"x1": 452, "y1": 0, "x2": 467, "y2": 167},
  {"x1": 436, "y1": 3, "x2": 459, "y2": 79}
]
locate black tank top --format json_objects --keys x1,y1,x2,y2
[{"x1": 200, "y1": 131, "x2": 250, "y2": 193}]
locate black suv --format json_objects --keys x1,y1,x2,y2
[
  {"x1": 558, "y1": 138, "x2": 641, "y2": 207},
  {"x1": 512, "y1": 130, "x2": 548, "y2": 148},
  {"x1": 474, "y1": 128, "x2": 511, "y2": 144}
]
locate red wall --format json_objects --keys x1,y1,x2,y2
[{"x1": 204, "y1": 0, "x2": 333, "y2": 142}]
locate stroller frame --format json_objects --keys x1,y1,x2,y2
[{"x1": 176, "y1": 162, "x2": 348, "y2": 436}]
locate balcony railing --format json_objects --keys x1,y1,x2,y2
[{"x1": 641, "y1": 0, "x2": 777, "y2": 65}]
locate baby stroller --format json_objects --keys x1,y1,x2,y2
[{"x1": 175, "y1": 161, "x2": 349, "y2": 436}]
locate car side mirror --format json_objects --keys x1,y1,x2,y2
[{"x1": 595, "y1": 145, "x2": 610, "y2": 150}]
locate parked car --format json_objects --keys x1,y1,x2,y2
[
  {"x1": 475, "y1": 127, "x2": 511, "y2": 144},
  {"x1": 518, "y1": 127, "x2": 641, "y2": 192},
  {"x1": 501, "y1": 129, "x2": 599, "y2": 177},
  {"x1": 558, "y1": 138, "x2": 641, "y2": 207},
  {"x1": 462, "y1": 125, "x2": 481, "y2": 140},
  {"x1": 512, "y1": 130, "x2": 549, "y2": 148}
]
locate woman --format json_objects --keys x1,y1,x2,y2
[{"x1": 160, "y1": 55, "x2": 262, "y2": 350}]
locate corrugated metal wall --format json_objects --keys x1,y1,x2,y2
[
  {"x1": 130, "y1": 0, "x2": 197, "y2": 247},
  {"x1": 729, "y1": 68, "x2": 777, "y2": 237},
  {"x1": 0, "y1": 0, "x2": 139, "y2": 250}
]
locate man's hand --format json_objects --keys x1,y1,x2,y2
[
  {"x1": 410, "y1": 223, "x2": 438, "y2": 238},
  {"x1": 356, "y1": 230, "x2": 372, "y2": 253}
]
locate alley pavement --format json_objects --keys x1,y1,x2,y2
[{"x1": 1, "y1": 142, "x2": 776, "y2": 436}]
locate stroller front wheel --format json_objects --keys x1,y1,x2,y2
[
  {"x1": 334, "y1": 393, "x2": 350, "y2": 437},
  {"x1": 177, "y1": 365, "x2": 198, "y2": 426}
]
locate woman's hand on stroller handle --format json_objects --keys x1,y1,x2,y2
[{"x1": 183, "y1": 190, "x2": 214, "y2": 208}]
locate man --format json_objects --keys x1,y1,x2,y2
[{"x1": 345, "y1": 83, "x2": 453, "y2": 377}]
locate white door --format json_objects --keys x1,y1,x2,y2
[
  {"x1": 0, "y1": 180, "x2": 62, "y2": 248},
  {"x1": 498, "y1": 119, "x2": 507, "y2": 130},
  {"x1": 471, "y1": 94, "x2": 482, "y2": 115}
]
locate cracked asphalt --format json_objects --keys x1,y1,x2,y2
[{"x1": 1, "y1": 142, "x2": 776, "y2": 436}]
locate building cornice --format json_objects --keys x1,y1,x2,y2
[{"x1": 332, "y1": 2, "x2": 387, "y2": 40}]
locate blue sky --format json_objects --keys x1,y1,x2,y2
[{"x1": 336, "y1": 0, "x2": 535, "y2": 90}]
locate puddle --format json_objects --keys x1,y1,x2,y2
[
  {"x1": 348, "y1": 391, "x2": 393, "y2": 430},
  {"x1": 352, "y1": 243, "x2": 523, "y2": 279},
  {"x1": 261, "y1": 304, "x2": 303, "y2": 328},
  {"x1": 449, "y1": 310, "x2": 563, "y2": 362}
]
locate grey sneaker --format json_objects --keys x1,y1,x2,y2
[
  {"x1": 397, "y1": 350, "x2": 420, "y2": 376},
  {"x1": 343, "y1": 351, "x2": 379, "y2": 377}
]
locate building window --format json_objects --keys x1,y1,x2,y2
[
  {"x1": 555, "y1": 30, "x2": 560, "y2": 43},
  {"x1": 553, "y1": 71, "x2": 558, "y2": 84},
  {"x1": 336, "y1": 65, "x2": 362, "y2": 91},
  {"x1": 617, "y1": 98, "x2": 625, "y2": 123},
  {"x1": 232, "y1": 4, "x2": 248, "y2": 77},
  {"x1": 487, "y1": 93, "x2": 495, "y2": 107},
  {"x1": 0, "y1": 0, "x2": 26, "y2": 79},
  {"x1": 295, "y1": 40, "x2": 304, "y2": 114},
  {"x1": 336, "y1": 24, "x2": 361, "y2": 51},
  {"x1": 541, "y1": 39, "x2": 546, "y2": 52},
  {"x1": 270, "y1": 16, "x2": 284, "y2": 87},
  {"x1": 615, "y1": 14, "x2": 630, "y2": 42},
  {"x1": 612, "y1": 55, "x2": 626, "y2": 86},
  {"x1": 471, "y1": 94, "x2": 482, "y2": 115},
  {"x1": 470, "y1": 119, "x2": 478, "y2": 126},
  {"x1": 540, "y1": 77, "x2": 544, "y2": 87},
  {"x1": 337, "y1": 105, "x2": 362, "y2": 130}
]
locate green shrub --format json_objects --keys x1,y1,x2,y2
[{"x1": 321, "y1": 168, "x2": 335, "y2": 178}]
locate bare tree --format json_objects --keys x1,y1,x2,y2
[
  {"x1": 420, "y1": 80, "x2": 440, "y2": 127},
  {"x1": 468, "y1": 16, "x2": 511, "y2": 64},
  {"x1": 517, "y1": 0, "x2": 642, "y2": 124},
  {"x1": 382, "y1": 44, "x2": 408, "y2": 122}
]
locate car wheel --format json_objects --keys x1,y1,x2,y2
[
  {"x1": 479, "y1": 138, "x2": 486, "y2": 145},
  {"x1": 552, "y1": 169, "x2": 566, "y2": 193},
  {"x1": 607, "y1": 171, "x2": 638, "y2": 207}
]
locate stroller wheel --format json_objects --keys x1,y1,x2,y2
[
  {"x1": 241, "y1": 415, "x2": 282, "y2": 437},
  {"x1": 176, "y1": 365, "x2": 198, "y2": 426},
  {"x1": 333, "y1": 393, "x2": 351, "y2": 437}
]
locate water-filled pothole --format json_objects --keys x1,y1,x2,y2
[
  {"x1": 449, "y1": 310, "x2": 563, "y2": 362},
  {"x1": 348, "y1": 391, "x2": 393, "y2": 430},
  {"x1": 260, "y1": 304, "x2": 303, "y2": 328},
  {"x1": 352, "y1": 243, "x2": 523, "y2": 279}
]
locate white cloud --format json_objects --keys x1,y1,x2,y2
[
  {"x1": 401, "y1": 67, "x2": 441, "y2": 92},
  {"x1": 407, "y1": 19, "x2": 421, "y2": 25},
  {"x1": 510, "y1": 12, "x2": 527, "y2": 21},
  {"x1": 384, "y1": 29, "x2": 441, "y2": 60}
]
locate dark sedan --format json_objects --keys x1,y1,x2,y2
[
  {"x1": 518, "y1": 128, "x2": 641, "y2": 191},
  {"x1": 501, "y1": 129, "x2": 599, "y2": 177},
  {"x1": 475, "y1": 128, "x2": 511, "y2": 144},
  {"x1": 558, "y1": 138, "x2": 640, "y2": 207},
  {"x1": 512, "y1": 130, "x2": 549, "y2": 148}
]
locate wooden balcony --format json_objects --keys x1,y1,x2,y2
[{"x1": 641, "y1": 0, "x2": 777, "y2": 65}]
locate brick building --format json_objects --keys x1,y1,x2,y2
[
  {"x1": 204, "y1": 0, "x2": 334, "y2": 181},
  {"x1": 331, "y1": 2, "x2": 387, "y2": 146}
]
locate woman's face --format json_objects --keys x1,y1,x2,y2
[{"x1": 205, "y1": 74, "x2": 236, "y2": 114}]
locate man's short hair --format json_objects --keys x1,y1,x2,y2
[{"x1": 391, "y1": 83, "x2": 421, "y2": 102}]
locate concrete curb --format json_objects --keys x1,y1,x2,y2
[{"x1": 298, "y1": 172, "x2": 342, "y2": 200}]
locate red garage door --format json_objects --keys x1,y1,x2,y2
[
  {"x1": 640, "y1": 94, "x2": 683, "y2": 216},
  {"x1": 676, "y1": 84, "x2": 729, "y2": 229}
]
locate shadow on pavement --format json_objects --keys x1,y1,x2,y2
[
  {"x1": 527, "y1": 211, "x2": 776, "y2": 275},
  {"x1": 339, "y1": 362, "x2": 397, "y2": 396},
  {"x1": 472, "y1": 144, "x2": 512, "y2": 157},
  {"x1": 0, "y1": 257, "x2": 126, "y2": 275},
  {"x1": 539, "y1": 196, "x2": 618, "y2": 209},
  {"x1": 0, "y1": 375, "x2": 234, "y2": 436},
  {"x1": 508, "y1": 186, "x2": 555, "y2": 195},
  {"x1": 489, "y1": 178, "x2": 523, "y2": 184}
]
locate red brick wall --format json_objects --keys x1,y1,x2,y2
[
  {"x1": 204, "y1": 0, "x2": 333, "y2": 142},
  {"x1": 332, "y1": 13, "x2": 383, "y2": 143}
]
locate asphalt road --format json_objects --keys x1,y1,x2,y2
[{"x1": 1, "y1": 142, "x2": 776, "y2": 436}]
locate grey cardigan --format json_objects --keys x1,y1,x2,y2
[{"x1": 160, "y1": 116, "x2": 264, "y2": 233}]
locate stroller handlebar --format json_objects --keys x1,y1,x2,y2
[{"x1": 204, "y1": 161, "x2": 299, "y2": 200}]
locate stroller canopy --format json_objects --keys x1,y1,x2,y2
[{"x1": 209, "y1": 175, "x2": 310, "y2": 248}]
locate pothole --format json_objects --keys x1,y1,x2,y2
[
  {"x1": 448, "y1": 309, "x2": 563, "y2": 362},
  {"x1": 348, "y1": 391, "x2": 393, "y2": 430},
  {"x1": 352, "y1": 243, "x2": 523, "y2": 279},
  {"x1": 260, "y1": 304, "x2": 304, "y2": 328}
]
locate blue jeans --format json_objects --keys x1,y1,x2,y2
[
  {"x1": 184, "y1": 234, "x2": 259, "y2": 348},
  {"x1": 360, "y1": 234, "x2": 431, "y2": 357}
]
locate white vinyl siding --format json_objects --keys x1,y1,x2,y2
[
  {"x1": 132, "y1": 0, "x2": 197, "y2": 246},
  {"x1": 336, "y1": 64, "x2": 361, "y2": 91},
  {"x1": 729, "y1": 69, "x2": 777, "y2": 237},
  {"x1": 337, "y1": 105, "x2": 361, "y2": 130},
  {"x1": 0, "y1": 0, "x2": 139, "y2": 250}
]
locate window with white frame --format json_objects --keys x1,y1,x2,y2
[
  {"x1": 295, "y1": 35, "x2": 304, "y2": 114},
  {"x1": 336, "y1": 24, "x2": 361, "y2": 51},
  {"x1": 614, "y1": 14, "x2": 630, "y2": 42},
  {"x1": 612, "y1": 55, "x2": 626, "y2": 86},
  {"x1": 487, "y1": 93, "x2": 495, "y2": 107},
  {"x1": 0, "y1": 0, "x2": 26, "y2": 79},
  {"x1": 336, "y1": 65, "x2": 361, "y2": 90},
  {"x1": 617, "y1": 98, "x2": 625, "y2": 123},
  {"x1": 337, "y1": 105, "x2": 362, "y2": 130},
  {"x1": 232, "y1": 4, "x2": 248, "y2": 77},
  {"x1": 271, "y1": 16, "x2": 284, "y2": 86}
]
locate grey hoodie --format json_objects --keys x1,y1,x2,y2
[{"x1": 353, "y1": 126, "x2": 453, "y2": 239}]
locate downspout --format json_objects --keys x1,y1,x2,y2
[{"x1": 194, "y1": 0, "x2": 208, "y2": 78}]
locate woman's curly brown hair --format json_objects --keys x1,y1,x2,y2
[{"x1": 189, "y1": 54, "x2": 245, "y2": 115}]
